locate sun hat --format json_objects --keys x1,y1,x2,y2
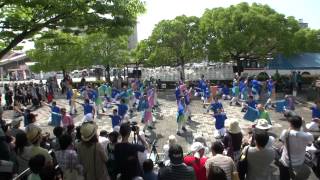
[
  {"x1": 11, "y1": 118, "x2": 22, "y2": 127},
  {"x1": 227, "y1": 120, "x2": 241, "y2": 134},
  {"x1": 80, "y1": 122, "x2": 98, "y2": 142},
  {"x1": 26, "y1": 126, "x2": 42, "y2": 143},
  {"x1": 190, "y1": 142, "x2": 205, "y2": 159},
  {"x1": 255, "y1": 119, "x2": 272, "y2": 130}
]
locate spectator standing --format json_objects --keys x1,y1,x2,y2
[
  {"x1": 279, "y1": 116, "x2": 313, "y2": 180},
  {"x1": 223, "y1": 120, "x2": 243, "y2": 164},
  {"x1": 184, "y1": 142, "x2": 207, "y2": 180},
  {"x1": 158, "y1": 144, "x2": 196, "y2": 180},
  {"x1": 55, "y1": 134, "x2": 83, "y2": 180},
  {"x1": 207, "y1": 165, "x2": 227, "y2": 180},
  {"x1": 77, "y1": 122, "x2": 110, "y2": 180},
  {"x1": 245, "y1": 130, "x2": 275, "y2": 180},
  {"x1": 14, "y1": 132, "x2": 32, "y2": 174},
  {"x1": 26, "y1": 126, "x2": 52, "y2": 165},
  {"x1": 114, "y1": 123, "x2": 148, "y2": 180},
  {"x1": 205, "y1": 141, "x2": 238, "y2": 180},
  {"x1": 27, "y1": 154, "x2": 45, "y2": 180},
  {"x1": 143, "y1": 159, "x2": 158, "y2": 180}
]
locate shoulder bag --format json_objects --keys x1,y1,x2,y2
[{"x1": 237, "y1": 146, "x2": 249, "y2": 180}]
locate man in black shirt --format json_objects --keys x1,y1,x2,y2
[
  {"x1": 114, "y1": 123, "x2": 148, "y2": 180},
  {"x1": 158, "y1": 144, "x2": 195, "y2": 180}
]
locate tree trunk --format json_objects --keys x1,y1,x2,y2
[
  {"x1": 179, "y1": 57, "x2": 185, "y2": 81},
  {"x1": 105, "y1": 64, "x2": 111, "y2": 83},
  {"x1": 236, "y1": 58, "x2": 243, "y2": 76}
]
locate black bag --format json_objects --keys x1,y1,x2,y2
[{"x1": 237, "y1": 146, "x2": 249, "y2": 180}]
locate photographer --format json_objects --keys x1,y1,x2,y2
[{"x1": 114, "y1": 122, "x2": 148, "y2": 180}]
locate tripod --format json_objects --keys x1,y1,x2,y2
[{"x1": 149, "y1": 139, "x2": 160, "y2": 163}]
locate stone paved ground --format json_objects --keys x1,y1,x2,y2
[
  {"x1": 2, "y1": 90, "x2": 319, "y2": 179},
  {"x1": 2, "y1": 90, "x2": 317, "y2": 151}
]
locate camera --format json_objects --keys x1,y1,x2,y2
[{"x1": 130, "y1": 121, "x2": 138, "y2": 132}]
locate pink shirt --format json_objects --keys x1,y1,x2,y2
[{"x1": 62, "y1": 114, "x2": 74, "y2": 127}]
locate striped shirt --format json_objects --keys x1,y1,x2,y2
[
  {"x1": 205, "y1": 154, "x2": 236, "y2": 180},
  {"x1": 158, "y1": 163, "x2": 195, "y2": 180}
]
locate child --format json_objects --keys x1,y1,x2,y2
[
  {"x1": 61, "y1": 108, "x2": 74, "y2": 128},
  {"x1": 306, "y1": 99, "x2": 320, "y2": 131},
  {"x1": 213, "y1": 108, "x2": 227, "y2": 138},
  {"x1": 207, "y1": 96, "x2": 223, "y2": 114},
  {"x1": 50, "y1": 101, "x2": 61, "y2": 127},
  {"x1": 257, "y1": 104, "x2": 271, "y2": 125},
  {"x1": 241, "y1": 95, "x2": 257, "y2": 112},
  {"x1": 81, "y1": 98, "x2": 95, "y2": 117},
  {"x1": 222, "y1": 84, "x2": 231, "y2": 100},
  {"x1": 70, "y1": 89, "x2": 79, "y2": 114},
  {"x1": 177, "y1": 97, "x2": 187, "y2": 136},
  {"x1": 230, "y1": 82, "x2": 240, "y2": 106},
  {"x1": 108, "y1": 109, "x2": 122, "y2": 128},
  {"x1": 116, "y1": 98, "x2": 128, "y2": 120}
]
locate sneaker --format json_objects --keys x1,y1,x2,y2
[
  {"x1": 182, "y1": 126, "x2": 187, "y2": 131},
  {"x1": 176, "y1": 132, "x2": 182, "y2": 136}
]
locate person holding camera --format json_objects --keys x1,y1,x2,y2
[{"x1": 114, "y1": 123, "x2": 148, "y2": 180}]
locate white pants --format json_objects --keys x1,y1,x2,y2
[
  {"x1": 230, "y1": 96, "x2": 239, "y2": 104},
  {"x1": 222, "y1": 94, "x2": 231, "y2": 100},
  {"x1": 214, "y1": 128, "x2": 226, "y2": 138},
  {"x1": 306, "y1": 122, "x2": 319, "y2": 131}
]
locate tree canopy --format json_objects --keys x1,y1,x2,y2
[
  {"x1": 135, "y1": 2, "x2": 320, "y2": 74},
  {"x1": 28, "y1": 31, "x2": 130, "y2": 80},
  {"x1": 134, "y1": 15, "x2": 204, "y2": 80},
  {"x1": 0, "y1": 0, "x2": 145, "y2": 59},
  {"x1": 200, "y1": 2, "x2": 302, "y2": 64}
]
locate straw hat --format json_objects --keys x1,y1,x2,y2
[
  {"x1": 80, "y1": 123, "x2": 98, "y2": 142},
  {"x1": 227, "y1": 120, "x2": 241, "y2": 134},
  {"x1": 255, "y1": 119, "x2": 272, "y2": 130},
  {"x1": 27, "y1": 126, "x2": 42, "y2": 143}
]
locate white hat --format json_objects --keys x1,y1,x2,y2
[
  {"x1": 255, "y1": 119, "x2": 272, "y2": 130},
  {"x1": 190, "y1": 142, "x2": 205, "y2": 158}
]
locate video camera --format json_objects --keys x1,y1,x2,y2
[{"x1": 130, "y1": 121, "x2": 139, "y2": 132}]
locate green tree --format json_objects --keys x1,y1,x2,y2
[
  {"x1": 27, "y1": 31, "x2": 84, "y2": 74},
  {"x1": 136, "y1": 15, "x2": 204, "y2": 80},
  {"x1": 82, "y1": 32, "x2": 130, "y2": 81},
  {"x1": 200, "y1": 2, "x2": 301, "y2": 72},
  {"x1": 0, "y1": 0, "x2": 145, "y2": 59}
]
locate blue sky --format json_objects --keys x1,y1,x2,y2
[{"x1": 137, "y1": 0, "x2": 320, "y2": 41}]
